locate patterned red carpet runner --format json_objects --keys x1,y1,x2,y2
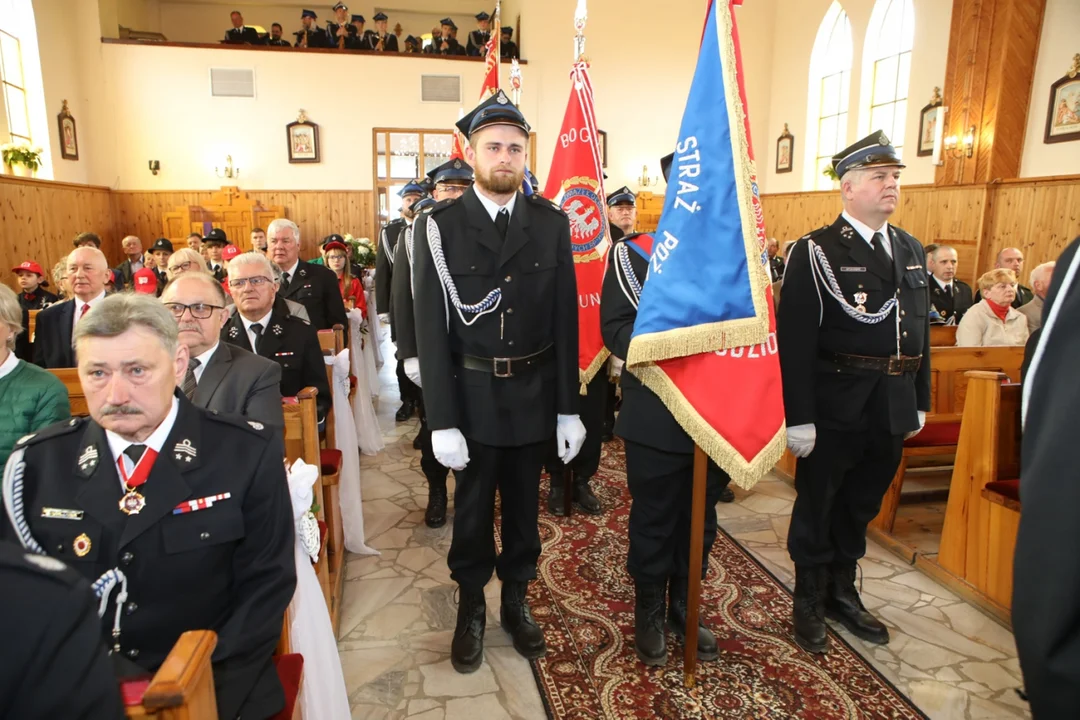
[{"x1": 507, "y1": 440, "x2": 926, "y2": 719}]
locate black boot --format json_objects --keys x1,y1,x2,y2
[
  {"x1": 634, "y1": 581, "x2": 668, "y2": 666},
  {"x1": 500, "y1": 581, "x2": 547, "y2": 659},
  {"x1": 825, "y1": 562, "x2": 890, "y2": 645},
  {"x1": 667, "y1": 577, "x2": 719, "y2": 661},
  {"x1": 718, "y1": 486, "x2": 736, "y2": 503},
  {"x1": 395, "y1": 399, "x2": 415, "y2": 422},
  {"x1": 547, "y1": 472, "x2": 567, "y2": 516},
  {"x1": 573, "y1": 476, "x2": 602, "y2": 515},
  {"x1": 451, "y1": 587, "x2": 486, "y2": 673},
  {"x1": 425, "y1": 482, "x2": 447, "y2": 528},
  {"x1": 793, "y1": 565, "x2": 829, "y2": 654}
]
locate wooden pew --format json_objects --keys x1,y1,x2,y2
[
  {"x1": 929, "y1": 324, "x2": 958, "y2": 347},
  {"x1": 50, "y1": 368, "x2": 88, "y2": 416},
  {"x1": 28, "y1": 308, "x2": 40, "y2": 344},
  {"x1": 868, "y1": 345, "x2": 1024, "y2": 541},
  {"x1": 922, "y1": 371, "x2": 1021, "y2": 622},
  {"x1": 315, "y1": 326, "x2": 345, "y2": 636},
  {"x1": 123, "y1": 630, "x2": 219, "y2": 719}
]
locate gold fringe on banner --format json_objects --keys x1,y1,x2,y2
[
  {"x1": 579, "y1": 346, "x2": 610, "y2": 395},
  {"x1": 631, "y1": 364, "x2": 787, "y2": 489}
]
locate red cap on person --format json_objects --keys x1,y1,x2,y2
[
  {"x1": 221, "y1": 244, "x2": 240, "y2": 261},
  {"x1": 133, "y1": 268, "x2": 158, "y2": 294},
  {"x1": 12, "y1": 261, "x2": 44, "y2": 277}
]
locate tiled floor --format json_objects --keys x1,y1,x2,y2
[{"x1": 339, "y1": 341, "x2": 1031, "y2": 719}]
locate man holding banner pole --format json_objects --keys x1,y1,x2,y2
[{"x1": 778, "y1": 131, "x2": 930, "y2": 654}]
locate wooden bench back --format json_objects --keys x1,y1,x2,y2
[
  {"x1": 929, "y1": 325, "x2": 957, "y2": 347},
  {"x1": 49, "y1": 368, "x2": 88, "y2": 417},
  {"x1": 282, "y1": 388, "x2": 321, "y2": 469},
  {"x1": 926, "y1": 346, "x2": 1024, "y2": 424},
  {"x1": 28, "y1": 309, "x2": 40, "y2": 343}
]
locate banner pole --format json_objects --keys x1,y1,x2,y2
[{"x1": 684, "y1": 444, "x2": 708, "y2": 687}]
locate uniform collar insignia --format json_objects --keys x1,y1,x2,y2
[
  {"x1": 77, "y1": 445, "x2": 99, "y2": 474},
  {"x1": 298, "y1": 267, "x2": 307, "y2": 277},
  {"x1": 228, "y1": 325, "x2": 239, "y2": 338},
  {"x1": 272, "y1": 324, "x2": 283, "y2": 335},
  {"x1": 248, "y1": 421, "x2": 265, "y2": 430},
  {"x1": 840, "y1": 225, "x2": 855, "y2": 239},
  {"x1": 173, "y1": 439, "x2": 197, "y2": 462}
]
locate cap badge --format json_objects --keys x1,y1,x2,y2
[
  {"x1": 453, "y1": 160, "x2": 462, "y2": 169},
  {"x1": 174, "y1": 439, "x2": 197, "y2": 463},
  {"x1": 73, "y1": 533, "x2": 92, "y2": 558},
  {"x1": 878, "y1": 133, "x2": 889, "y2": 146},
  {"x1": 496, "y1": 90, "x2": 508, "y2": 104}
]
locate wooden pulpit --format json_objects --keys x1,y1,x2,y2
[{"x1": 162, "y1": 186, "x2": 284, "y2": 251}]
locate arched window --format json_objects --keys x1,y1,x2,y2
[
  {"x1": 861, "y1": 0, "x2": 915, "y2": 152},
  {"x1": 805, "y1": 2, "x2": 853, "y2": 190},
  {"x1": 0, "y1": 0, "x2": 48, "y2": 175}
]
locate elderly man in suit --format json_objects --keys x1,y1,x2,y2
[
  {"x1": 266, "y1": 218, "x2": 348, "y2": 333},
  {"x1": 161, "y1": 272, "x2": 284, "y2": 428},
  {"x1": 114, "y1": 235, "x2": 145, "y2": 291},
  {"x1": 33, "y1": 247, "x2": 111, "y2": 368},
  {"x1": 1018, "y1": 261, "x2": 1054, "y2": 332}
]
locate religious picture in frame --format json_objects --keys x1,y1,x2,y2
[
  {"x1": 775, "y1": 124, "x2": 793, "y2": 174},
  {"x1": 1044, "y1": 54, "x2": 1080, "y2": 145},
  {"x1": 57, "y1": 100, "x2": 78, "y2": 161},
  {"x1": 917, "y1": 87, "x2": 943, "y2": 157},
  {"x1": 597, "y1": 129, "x2": 608, "y2": 168},
  {"x1": 287, "y1": 111, "x2": 320, "y2": 163}
]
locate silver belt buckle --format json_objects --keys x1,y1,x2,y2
[
  {"x1": 493, "y1": 357, "x2": 513, "y2": 378},
  {"x1": 886, "y1": 356, "x2": 905, "y2": 376}
]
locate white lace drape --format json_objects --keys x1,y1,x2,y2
[{"x1": 347, "y1": 309, "x2": 384, "y2": 455}]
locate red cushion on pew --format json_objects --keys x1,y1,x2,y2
[
  {"x1": 320, "y1": 448, "x2": 342, "y2": 477},
  {"x1": 119, "y1": 675, "x2": 153, "y2": 706},
  {"x1": 270, "y1": 653, "x2": 304, "y2": 720},
  {"x1": 318, "y1": 520, "x2": 327, "y2": 545},
  {"x1": 985, "y1": 479, "x2": 1020, "y2": 503},
  {"x1": 905, "y1": 422, "x2": 960, "y2": 448}
]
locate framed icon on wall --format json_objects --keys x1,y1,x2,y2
[
  {"x1": 287, "y1": 110, "x2": 320, "y2": 163},
  {"x1": 57, "y1": 100, "x2": 79, "y2": 161}
]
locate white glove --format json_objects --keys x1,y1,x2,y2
[
  {"x1": 556, "y1": 414, "x2": 587, "y2": 463},
  {"x1": 404, "y1": 357, "x2": 422, "y2": 387},
  {"x1": 379, "y1": 313, "x2": 390, "y2": 324},
  {"x1": 905, "y1": 411, "x2": 927, "y2": 441},
  {"x1": 431, "y1": 428, "x2": 469, "y2": 471},
  {"x1": 609, "y1": 356, "x2": 625, "y2": 379},
  {"x1": 787, "y1": 423, "x2": 817, "y2": 458}
]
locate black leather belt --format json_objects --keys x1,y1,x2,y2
[
  {"x1": 820, "y1": 350, "x2": 921, "y2": 376},
  {"x1": 452, "y1": 344, "x2": 554, "y2": 378}
]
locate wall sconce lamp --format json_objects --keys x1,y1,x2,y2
[
  {"x1": 148, "y1": 160, "x2": 160, "y2": 175},
  {"x1": 638, "y1": 164, "x2": 658, "y2": 188},
  {"x1": 943, "y1": 126, "x2": 975, "y2": 159},
  {"x1": 215, "y1": 155, "x2": 240, "y2": 179}
]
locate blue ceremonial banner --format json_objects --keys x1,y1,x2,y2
[{"x1": 626, "y1": 0, "x2": 771, "y2": 364}]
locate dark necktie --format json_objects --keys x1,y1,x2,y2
[
  {"x1": 123, "y1": 444, "x2": 147, "y2": 467},
  {"x1": 182, "y1": 358, "x2": 201, "y2": 400},
  {"x1": 871, "y1": 232, "x2": 892, "y2": 274},
  {"x1": 945, "y1": 283, "x2": 953, "y2": 298},
  {"x1": 250, "y1": 322, "x2": 264, "y2": 353},
  {"x1": 281, "y1": 272, "x2": 291, "y2": 292},
  {"x1": 495, "y1": 208, "x2": 510, "y2": 239}
]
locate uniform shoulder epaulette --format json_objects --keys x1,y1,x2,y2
[
  {"x1": 430, "y1": 197, "x2": 460, "y2": 214},
  {"x1": 283, "y1": 313, "x2": 311, "y2": 327},
  {"x1": 798, "y1": 225, "x2": 830, "y2": 242},
  {"x1": 527, "y1": 194, "x2": 563, "y2": 214},
  {"x1": 204, "y1": 410, "x2": 273, "y2": 435},
  {"x1": 891, "y1": 225, "x2": 918, "y2": 246},
  {"x1": 0, "y1": 547, "x2": 81, "y2": 588},
  {"x1": 14, "y1": 416, "x2": 88, "y2": 450}
]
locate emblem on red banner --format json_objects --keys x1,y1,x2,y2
[{"x1": 559, "y1": 178, "x2": 605, "y2": 259}]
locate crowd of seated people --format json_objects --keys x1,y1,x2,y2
[{"x1": 221, "y1": 5, "x2": 521, "y2": 58}]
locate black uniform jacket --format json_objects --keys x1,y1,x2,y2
[
  {"x1": 500, "y1": 40, "x2": 520, "y2": 60},
  {"x1": 0, "y1": 396, "x2": 296, "y2": 720},
  {"x1": 391, "y1": 215, "x2": 423, "y2": 361},
  {"x1": 366, "y1": 32, "x2": 398, "y2": 51},
  {"x1": 325, "y1": 22, "x2": 355, "y2": 46},
  {"x1": 412, "y1": 187, "x2": 578, "y2": 447},
  {"x1": 600, "y1": 234, "x2": 695, "y2": 454},
  {"x1": 1013, "y1": 236, "x2": 1080, "y2": 719},
  {"x1": 294, "y1": 28, "x2": 330, "y2": 48},
  {"x1": 467, "y1": 29, "x2": 490, "y2": 56},
  {"x1": 928, "y1": 277, "x2": 973, "y2": 323},
  {"x1": 33, "y1": 298, "x2": 76, "y2": 368},
  {"x1": 778, "y1": 215, "x2": 931, "y2": 435},
  {"x1": 224, "y1": 26, "x2": 262, "y2": 44},
  {"x1": 0, "y1": 542, "x2": 125, "y2": 719},
  {"x1": 277, "y1": 259, "x2": 348, "y2": 332},
  {"x1": 19, "y1": 287, "x2": 58, "y2": 311},
  {"x1": 376, "y1": 218, "x2": 409, "y2": 322},
  {"x1": 222, "y1": 305, "x2": 331, "y2": 420}
]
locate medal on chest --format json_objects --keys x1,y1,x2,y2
[
  {"x1": 854, "y1": 291, "x2": 868, "y2": 313},
  {"x1": 117, "y1": 448, "x2": 158, "y2": 515}
]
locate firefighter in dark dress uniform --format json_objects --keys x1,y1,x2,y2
[
  {"x1": 294, "y1": 9, "x2": 329, "y2": 48},
  {"x1": 926, "y1": 245, "x2": 973, "y2": 323},
  {"x1": 600, "y1": 159, "x2": 734, "y2": 668},
  {"x1": 411, "y1": 91, "x2": 584, "y2": 674},
  {"x1": 377, "y1": 180, "x2": 426, "y2": 422},
  {"x1": 778, "y1": 131, "x2": 931, "y2": 655},
  {"x1": 368, "y1": 12, "x2": 398, "y2": 51},
  {"x1": 325, "y1": 3, "x2": 355, "y2": 49},
  {"x1": 394, "y1": 161, "x2": 474, "y2": 529},
  {"x1": 500, "y1": 27, "x2": 519, "y2": 60},
  {"x1": 266, "y1": 23, "x2": 291, "y2": 46},
  {"x1": 344, "y1": 15, "x2": 366, "y2": 49},
  {"x1": 467, "y1": 11, "x2": 491, "y2": 57},
  {"x1": 430, "y1": 18, "x2": 466, "y2": 56}
]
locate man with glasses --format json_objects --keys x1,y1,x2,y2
[
  {"x1": 162, "y1": 272, "x2": 283, "y2": 427},
  {"x1": 221, "y1": 252, "x2": 330, "y2": 421}
]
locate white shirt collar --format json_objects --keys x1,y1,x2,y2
[
  {"x1": 841, "y1": 210, "x2": 890, "y2": 246},
  {"x1": 0, "y1": 350, "x2": 19, "y2": 380},
  {"x1": 191, "y1": 342, "x2": 219, "y2": 382},
  {"x1": 281, "y1": 260, "x2": 300, "y2": 279},
  {"x1": 474, "y1": 187, "x2": 518, "y2": 222},
  {"x1": 106, "y1": 396, "x2": 180, "y2": 477},
  {"x1": 76, "y1": 290, "x2": 107, "y2": 310},
  {"x1": 932, "y1": 274, "x2": 952, "y2": 291},
  {"x1": 241, "y1": 309, "x2": 273, "y2": 332}
]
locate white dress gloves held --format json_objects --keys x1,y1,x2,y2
[
  {"x1": 787, "y1": 423, "x2": 817, "y2": 458},
  {"x1": 431, "y1": 428, "x2": 469, "y2": 471},
  {"x1": 556, "y1": 414, "x2": 587, "y2": 463},
  {"x1": 403, "y1": 357, "x2": 422, "y2": 387}
]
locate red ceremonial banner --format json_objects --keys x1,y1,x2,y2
[
  {"x1": 479, "y1": 12, "x2": 500, "y2": 99},
  {"x1": 543, "y1": 62, "x2": 610, "y2": 388}
]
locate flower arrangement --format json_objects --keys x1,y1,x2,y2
[
  {"x1": 344, "y1": 234, "x2": 377, "y2": 268},
  {"x1": 1, "y1": 142, "x2": 44, "y2": 171}
]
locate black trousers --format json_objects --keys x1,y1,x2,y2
[
  {"x1": 604, "y1": 377, "x2": 618, "y2": 437},
  {"x1": 415, "y1": 396, "x2": 449, "y2": 488},
  {"x1": 624, "y1": 440, "x2": 730, "y2": 584},
  {"x1": 396, "y1": 359, "x2": 421, "y2": 404},
  {"x1": 787, "y1": 425, "x2": 904, "y2": 567},
  {"x1": 544, "y1": 371, "x2": 607, "y2": 481},
  {"x1": 448, "y1": 437, "x2": 549, "y2": 590}
]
